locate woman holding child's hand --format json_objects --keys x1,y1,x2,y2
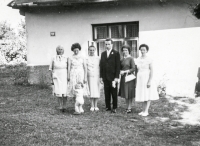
[
  {"x1": 67, "y1": 43, "x2": 90, "y2": 99},
  {"x1": 118, "y1": 45, "x2": 136, "y2": 114}
]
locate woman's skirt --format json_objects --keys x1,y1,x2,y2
[
  {"x1": 118, "y1": 74, "x2": 135, "y2": 99},
  {"x1": 53, "y1": 69, "x2": 68, "y2": 97}
]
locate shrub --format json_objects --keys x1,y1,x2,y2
[
  {"x1": 36, "y1": 71, "x2": 50, "y2": 89},
  {"x1": 11, "y1": 63, "x2": 29, "y2": 86},
  {"x1": 157, "y1": 74, "x2": 168, "y2": 97}
]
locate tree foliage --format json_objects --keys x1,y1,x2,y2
[
  {"x1": 193, "y1": 3, "x2": 200, "y2": 19},
  {"x1": 0, "y1": 20, "x2": 26, "y2": 65}
]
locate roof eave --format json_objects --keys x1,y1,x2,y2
[{"x1": 8, "y1": 0, "x2": 120, "y2": 9}]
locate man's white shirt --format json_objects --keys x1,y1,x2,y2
[{"x1": 107, "y1": 49, "x2": 112, "y2": 58}]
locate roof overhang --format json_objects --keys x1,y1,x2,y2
[
  {"x1": 8, "y1": 0, "x2": 198, "y2": 9},
  {"x1": 15, "y1": 0, "x2": 118, "y2": 4},
  {"x1": 7, "y1": 0, "x2": 120, "y2": 9}
]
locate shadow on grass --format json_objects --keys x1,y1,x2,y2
[
  {"x1": 1, "y1": 78, "x2": 200, "y2": 145},
  {"x1": 144, "y1": 124, "x2": 200, "y2": 145}
]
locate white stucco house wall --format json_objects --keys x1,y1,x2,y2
[{"x1": 8, "y1": 0, "x2": 200, "y2": 97}]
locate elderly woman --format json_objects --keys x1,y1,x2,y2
[
  {"x1": 135, "y1": 44, "x2": 159, "y2": 116},
  {"x1": 49, "y1": 45, "x2": 68, "y2": 112},
  {"x1": 67, "y1": 43, "x2": 90, "y2": 104},
  {"x1": 86, "y1": 45, "x2": 100, "y2": 111},
  {"x1": 119, "y1": 45, "x2": 136, "y2": 113}
]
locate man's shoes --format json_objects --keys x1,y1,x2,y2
[
  {"x1": 106, "y1": 108, "x2": 111, "y2": 111},
  {"x1": 111, "y1": 109, "x2": 117, "y2": 113},
  {"x1": 61, "y1": 109, "x2": 67, "y2": 112}
]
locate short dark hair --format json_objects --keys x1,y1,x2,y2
[
  {"x1": 105, "y1": 38, "x2": 113, "y2": 44},
  {"x1": 139, "y1": 44, "x2": 149, "y2": 52},
  {"x1": 71, "y1": 43, "x2": 81, "y2": 51},
  {"x1": 121, "y1": 45, "x2": 131, "y2": 54}
]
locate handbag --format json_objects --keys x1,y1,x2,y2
[{"x1": 125, "y1": 73, "x2": 136, "y2": 82}]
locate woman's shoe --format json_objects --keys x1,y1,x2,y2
[
  {"x1": 61, "y1": 109, "x2": 66, "y2": 112},
  {"x1": 141, "y1": 112, "x2": 149, "y2": 117},
  {"x1": 138, "y1": 111, "x2": 144, "y2": 115},
  {"x1": 90, "y1": 107, "x2": 94, "y2": 111},
  {"x1": 127, "y1": 109, "x2": 132, "y2": 113},
  {"x1": 80, "y1": 109, "x2": 84, "y2": 113},
  {"x1": 73, "y1": 111, "x2": 81, "y2": 115},
  {"x1": 94, "y1": 107, "x2": 99, "y2": 111}
]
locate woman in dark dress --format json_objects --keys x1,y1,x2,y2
[{"x1": 119, "y1": 45, "x2": 136, "y2": 113}]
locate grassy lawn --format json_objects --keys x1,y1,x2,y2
[{"x1": 1, "y1": 75, "x2": 200, "y2": 146}]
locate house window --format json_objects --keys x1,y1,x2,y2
[{"x1": 92, "y1": 21, "x2": 139, "y2": 58}]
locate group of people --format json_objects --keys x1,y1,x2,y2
[{"x1": 49, "y1": 38, "x2": 159, "y2": 116}]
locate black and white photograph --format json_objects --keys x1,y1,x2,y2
[{"x1": 1, "y1": 0, "x2": 200, "y2": 145}]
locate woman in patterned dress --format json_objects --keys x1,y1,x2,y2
[
  {"x1": 49, "y1": 46, "x2": 68, "y2": 112},
  {"x1": 67, "y1": 43, "x2": 90, "y2": 101},
  {"x1": 135, "y1": 44, "x2": 159, "y2": 117},
  {"x1": 86, "y1": 46, "x2": 100, "y2": 111}
]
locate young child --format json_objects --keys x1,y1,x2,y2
[{"x1": 74, "y1": 82, "x2": 84, "y2": 115}]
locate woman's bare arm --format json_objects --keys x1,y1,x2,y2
[
  {"x1": 67, "y1": 58, "x2": 71, "y2": 81},
  {"x1": 147, "y1": 63, "x2": 153, "y2": 88}
]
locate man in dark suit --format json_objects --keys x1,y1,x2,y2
[{"x1": 100, "y1": 38, "x2": 120, "y2": 113}]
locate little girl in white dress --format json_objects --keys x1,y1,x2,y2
[{"x1": 74, "y1": 82, "x2": 84, "y2": 115}]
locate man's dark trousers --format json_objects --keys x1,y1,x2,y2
[{"x1": 103, "y1": 80, "x2": 118, "y2": 110}]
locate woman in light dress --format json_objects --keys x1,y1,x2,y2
[
  {"x1": 86, "y1": 46, "x2": 100, "y2": 111},
  {"x1": 119, "y1": 45, "x2": 136, "y2": 113},
  {"x1": 67, "y1": 43, "x2": 90, "y2": 102},
  {"x1": 135, "y1": 44, "x2": 159, "y2": 116},
  {"x1": 49, "y1": 46, "x2": 68, "y2": 112}
]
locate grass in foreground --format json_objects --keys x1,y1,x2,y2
[{"x1": 0, "y1": 77, "x2": 200, "y2": 146}]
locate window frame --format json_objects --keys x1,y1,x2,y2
[
  {"x1": 92, "y1": 21, "x2": 139, "y2": 41},
  {"x1": 92, "y1": 21, "x2": 139, "y2": 57}
]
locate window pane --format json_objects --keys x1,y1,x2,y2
[
  {"x1": 96, "y1": 26, "x2": 107, "y2": 39},
  {"x1": 113, "y1": 41, "x2": 123, "y2": 58},
  {"x1": 126, "y1": 24, "x2": 139, "y2": 37},
  {"x1": 97, "y1": 42, "x2": 105, "y2": 55},
  {"x1": 127, "y1": 40, "x2": 137, "y2": 58},
  {"x1": 110, "y1": 25, "x2": 124, "y2": 38}
]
